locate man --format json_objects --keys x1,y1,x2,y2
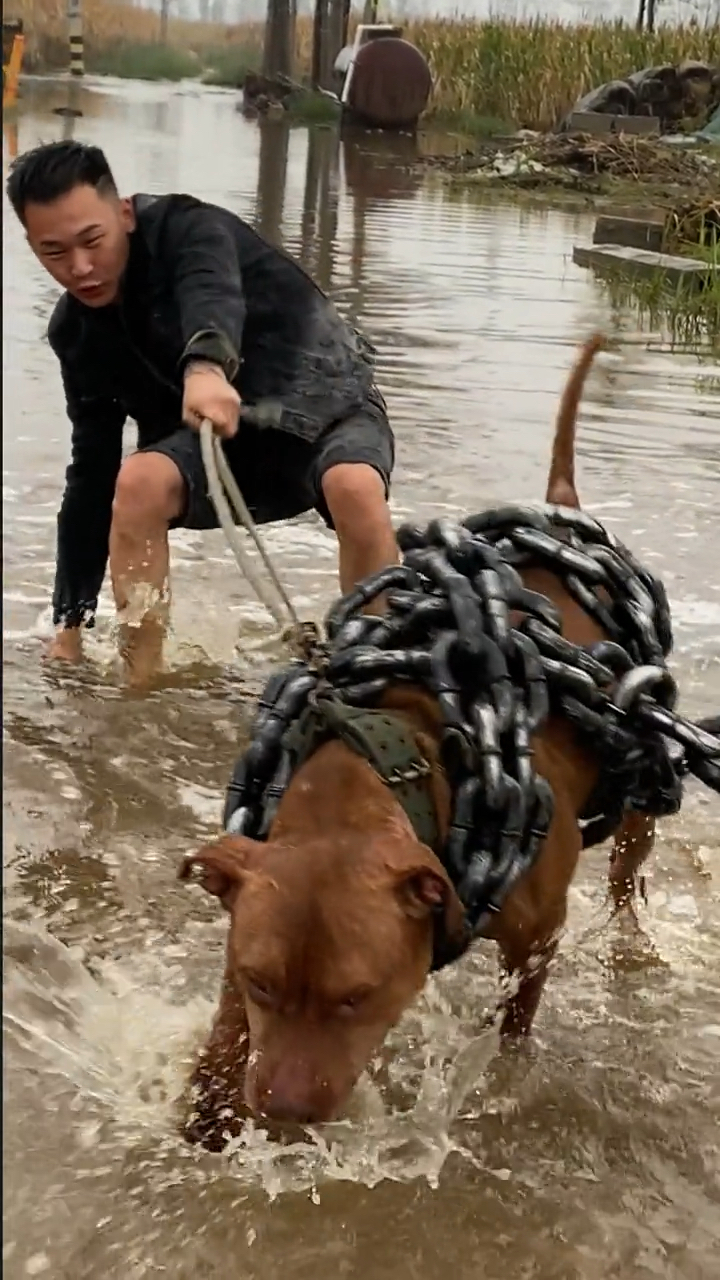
[{"x1": 7, "y1": 140, "x2": 398, "y2": 684}]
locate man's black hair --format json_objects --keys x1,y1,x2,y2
[{"x1": 6, "y1": 140, "x2": 119, "y2": 224}]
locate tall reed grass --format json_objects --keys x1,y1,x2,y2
[
  {"x1": 8, "y1": 0, "x2": 720, "y2": 131},
  {"x1": 410, "y1": 17, "x2": 720, "y2": 131}
]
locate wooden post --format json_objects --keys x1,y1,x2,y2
[
  {"x1": 67, "y1": 0, "x2": 84, "y2": 76},
  {"x1": 327, "y1": 0, "x2": 345, "y2": 82},
  {"x1": 315, "y1": 129, "x2": 339, "y2": 291},
  {"x1": 348, "y1": 181, "x2": 367, "y2": 328},
  {"x1": 160, "y1": 0, "x2": 170, "y2": 44},
  {"x1": 311, "y1": 0, "x2": 322, "y2": 88},
  {"x1": 298, "y1": 128, "x2": 338, "y2": 286},
  {"x1": 312, "y1": 0, "x2": 344, "y2": 90},
  {"x1": 312, "y1": 0, "x2": 328, "y2": 89},
  {"x1": 300, "y1": 128, "x2": 323, "y2": 271},
  {"x1": 263, "y1": 0, "x2": 294, "y2": 79},
  {"x1": 255, "y1": 120, "x2": 289, "y2": 247},
  {"x1": 341, "y1": 0, "x2": 351, "y2": 47}
]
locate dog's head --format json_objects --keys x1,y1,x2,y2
[{"x1": 180, "y1": 818, "x2": 466, "y2": 1126}]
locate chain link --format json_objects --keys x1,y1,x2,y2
[{"x1": 224, "y1": 506, "x2": 720, "y2": 936}]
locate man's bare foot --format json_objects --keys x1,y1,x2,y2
[
  {"x1": 45, "y1": 627, "x2": 83, "y2": 663},
  {"x1": 119, "y1": 615, "x2": 166, "y2": 689}
]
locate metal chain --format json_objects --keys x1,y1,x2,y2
[{"x1": 223, "y1": 505, "x2": 720, "y2": 936}]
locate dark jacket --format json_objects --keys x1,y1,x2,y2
[{"x1": 48, "y1": 192, "x2": 377, "y2": 628}]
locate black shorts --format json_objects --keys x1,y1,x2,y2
[{"x1": 139, "y1": 389, "x2": 395, "y2": 530}]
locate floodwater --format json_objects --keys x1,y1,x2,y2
[{"x1": 3, "y1": 79, "x2": 720, "y2": 1280}]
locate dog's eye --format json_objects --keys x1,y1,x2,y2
[{"x1": 244, "y1": 975, "x2": 276, "y2": 1007}]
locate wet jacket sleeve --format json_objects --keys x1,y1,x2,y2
[
  {"x1": 163, "y1": 200, "x2": 246, "y2": 381},
  {"x1": 52, "y1": 364, "x2": 126, "y2": 629}
]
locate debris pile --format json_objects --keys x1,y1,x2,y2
[
  {"x1": 423, "y1": 133, "x2": 719, "y2": 197},
  {"x1": 239, "y1": 72, "x2": 296, "y2": 118},
  {"x1": 559, "y1": 60, "x2": 720, "y2": 134}
]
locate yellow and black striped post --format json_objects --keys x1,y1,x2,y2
[{"x1": 67, "y1": 0, "x2": 84, "y2": 77}]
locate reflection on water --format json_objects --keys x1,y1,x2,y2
[{"x1": 3, "y1": 78, "x2": 720, "y2": 1280}]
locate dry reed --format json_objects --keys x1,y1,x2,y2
[
  {"x1": 409, "y1": 17, "x2": 719, "y2": 130},
  {"x1": 7, "y1": 1, "x2": 720, "y2": 132}
]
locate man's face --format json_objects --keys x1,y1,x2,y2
[{"x1": 23, "y1": 182, "x2": 135, "y2": 307}]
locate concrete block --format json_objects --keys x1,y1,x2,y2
[
  {"x1": 573, "y1": 242, "x2": 716, "y2": 288},
  {"x1": 593, "y1": 214, "x2": 665, "y2": 252},
  {"x1": 605, "y1": 204, "x2": 667, "y2": 223},
  {"x1": 567, "y1": 111, "x2": 661, "y2": 137}
]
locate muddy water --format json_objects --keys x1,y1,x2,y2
[{"x1": 3, "y1": 79, "x2": 720, "y2": 1280}]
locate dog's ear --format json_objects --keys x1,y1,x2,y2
[
  {"x1": 179, "y1": 835, "x2": 261, "y2": 907},
  {"x1": 393, "y1": 847, "x2": 470, "y2": 969}
]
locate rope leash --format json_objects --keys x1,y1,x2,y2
[{"x1": 199, "y1": 416, "x2": 307, "y2": 641}]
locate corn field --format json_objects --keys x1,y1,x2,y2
[
  {"x1": 409, "y1": 17, "x2": 720, "y2": 130},
  {"x1": 8, "y1": 1, "x2": 720, "y2": 132}
]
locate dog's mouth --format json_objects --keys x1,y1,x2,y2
[{"x1": 249, "y1": 1090, "x2": 343, "y2": 1130}]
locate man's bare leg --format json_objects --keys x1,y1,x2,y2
[
  {"x1": 321, "y1": 463, "x2": 398, "y2": 611},
  {"x1": 109, "y1": 451, "x2": 185, "y2": 686}
]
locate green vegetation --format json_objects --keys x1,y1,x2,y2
[
  {"x1": 599, "y1": 236, "x2": 720, "y2": 351},
  {"x1": 86, "y1": 40, "x2": 201, "y2": 82},
  {"x1": 285, "y1": 89, "x2": 340, "y2": 126},
  {"x1": 424, "y1": 108, "x2": 511, "y2": 139},
  {"x1": 200, "y1": 44, "x2": 261, "y2": 88},
  {"x1": 84, "y1": 39, "x2": 265, "y2": 85}
]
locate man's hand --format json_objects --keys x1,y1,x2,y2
[
  {"x1": 46, "y1": 627, "x2": 83, "y2": 663},
  {"x1": 182, "y1": 361, "x2": 241, "y2": 440}
]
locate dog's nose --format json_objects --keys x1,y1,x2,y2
[
  {"x1": 260, "y1": 1094, "x2": 320, "y2": 1125},
  {"x1": 255, "y1": 1074, "x2": 334, "y2": 1126}
]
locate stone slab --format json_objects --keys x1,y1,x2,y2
[
  {"x1": 593, "y1": 214, "x2": 665, "y2": 252},
  {"x1": 604, "y1": 204, "x2": 667, "y2": 223},
  {"x1": 567, "y1": 111, "x2": 661, "y2": 137},
  {"x1": 573, "y1": 242, "x2": 716, "y2": 287}
]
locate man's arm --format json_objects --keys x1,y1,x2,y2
[
  {"x1": 162, "y1": 198, "x2": 246, "y2": 382},
  {"x1": 157, "y1": 199, "x2": 247, "y2": 438},
  {"x1": 51, "y1": 365, "x2": 126, "y2": 650}
]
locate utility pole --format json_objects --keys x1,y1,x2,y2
[{"x1": 160, "y1": 0, "x2": 170, "y2": 44}]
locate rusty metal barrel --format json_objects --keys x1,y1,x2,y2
[{"x1": 344, "y1": 37, "x2": 432, "y2": 131}]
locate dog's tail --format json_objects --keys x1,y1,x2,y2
[{"x1": 545, "y1": 333, "x2": 606, "y2": 509}]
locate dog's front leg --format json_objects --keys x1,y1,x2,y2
[
  {"x1": 184, "y1": 977, "x2": 251, "y2": 1151},
  {"x1": 609, "y1": 810, "x2": 655, "y2": 911},
  {"x1": 497, "y1": 935, "x2": 560, "y2": 1038}
]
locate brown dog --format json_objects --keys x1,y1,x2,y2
[{"x1": 180, "y1": 335, "x2": 654, "y2": 1149}]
